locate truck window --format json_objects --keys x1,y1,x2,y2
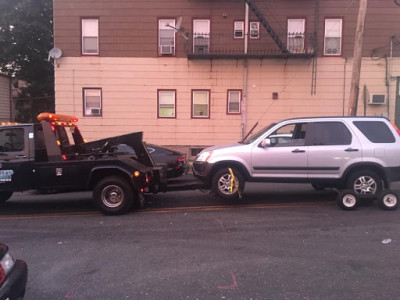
[{"x1": 0, "y1": 128, "x2": 25, "y2": 152}]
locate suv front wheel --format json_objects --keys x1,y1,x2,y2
[
  {"x1": 211, "y1": 168, "x2": 245, "y2": 201},
  {"x1": 346, "y1": 169, "x2": 383, "y2": 199}
]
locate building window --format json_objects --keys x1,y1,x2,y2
[
  {"x1": 287, "y1": 19, "x2": 305, "y2": 53},
  {"x1": 227, "y1": 90, "x2": 241, "y2": 114},
  {"x1": 324, "y1": 18, "x2": 342, "y2": 56},
  {"x1": 158, "y1": 19, "x2": 176, "y2": 55},
  {"x1": 234, "y1": 21, "x2": 244, "y2": 38},
  {"x1": 190, "y1": 147, "x2": 204, "y2": 157},
  {"x1": 83, "y1": 88, "x2": 102, "y2": 116},
  {"x1": 193, "y1": 19, "x2": 210, "y2": 54},
  {"x1": 192, "y1": 90, "x2": 210, "y2": 118},
  {"x1": 158, "y1": 90, "x2": 176, "y2": 118},
  {"x1": 249, "y1": 22, "x2": 260, "y2": 39},
  {"x1": 82, "y1": 18, "x2": 99, "y2": 55}
]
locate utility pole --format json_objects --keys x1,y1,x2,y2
[{"x1": 348, "y1": 0, "x2": 368, "y2": 116}]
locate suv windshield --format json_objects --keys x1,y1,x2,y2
[{"x1": 241, "y1": 123, "x2": 276, "y2": 144}]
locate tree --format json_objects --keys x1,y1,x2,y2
[{"x1": 0, "y1": 0, "x2": 54, "y2": 122}]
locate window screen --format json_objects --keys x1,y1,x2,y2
[
  {"x1": 158, "y1": 90, "x2": 176, "y2": 118},
  {"x1": 82, "y1": 19, "x2": 99, "y2": 54},
  {"x1": 228, "y1": 90, "x2": 241, "y2": 114},
  {"x1": 192, "y1": 90, "x2": 209, "y2": 118},
  {"x1": 83, "y1": 88, "x2": 102, "y2": 116}
]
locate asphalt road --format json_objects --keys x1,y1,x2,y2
[{"x1": 1, "y1": 181, "x2": 400, "y2": 300}]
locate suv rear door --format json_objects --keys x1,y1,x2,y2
[{"x1": 306, "y1": 121, "x2": 362, "y2": 179}]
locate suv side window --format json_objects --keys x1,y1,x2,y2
[
  {"x1": 353, "y1": 121, "x2": 395, "y2": 143},
  {"x1": 0, "y1": 128, "x2": 25, "y2": 152},
  {"x1": 309, "y1": 122, "x2": 351, "y2": 146},
  {"x1": 268, "y1": 123, "x2": 307, "y2": 147}
]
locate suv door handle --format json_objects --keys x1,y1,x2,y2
[
  {"x1": 345, "y1": 148, "x2": 359, "y2": 152},
  {"x1": 292, "y1": 149, "x2": 305, "y2": 153}
]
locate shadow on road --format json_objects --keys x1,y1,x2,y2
[{"x1": 1, "y1": 182, "x2": 340, "y2": 216}]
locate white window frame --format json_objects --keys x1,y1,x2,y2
[
  {"x1": 324, "y1": 18, "x2": 343, "y2": 56},
  {"x1": 158, "y1": 90, "x2": 176, "y2": 118},
  {"x1": 83, "y1": 88, "x2": 102, "y2": 117},
  {"x1": 287, "y1": 19, "x2": 305, "y2": 53},
  {"x1": 193, "y1": 19, "x2": 210, "y2": 54},
  {"x1": 82, "y1": 18, "x2": 99, "y2": 55},
  {"x1": 192, "y1": 90, "x2": 210, "y2": 118},
  {"x1": 249, "y1": 22, "x2": 260, "y2": 39},
  {"x1": 227, "y1": 90, "x2": 241, "y2": 114},
  {"x1": 234, "y1": 21, "x2": 244, "y2": 39},
  {"x1": 158, "y1": 19, "x2": 176, "y2": 56}
]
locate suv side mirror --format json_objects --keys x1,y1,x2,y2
[{"x1": 260, "y1": 138, "x2": 271, "y2": 148}]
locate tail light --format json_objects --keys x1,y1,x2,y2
[
  {"x1": 146, "y1": 172, "x2": 152, "y2": 184},
  {"x1": 390, "y1": 121, "x2": 400, "y2": 136},
  {"x1": 178, "y1": 156, "x2": 186, "y2": 162}
]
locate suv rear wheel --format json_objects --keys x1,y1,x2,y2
[
  {"x1": 346, "y1": 169, "x2": 383, "y2": 199},
  {"x1": 211, "y1": 168, "x2": 245, "y2": 201},
  {"x1": 93, "y1": 176, "x2": 134, "y2": 215}
]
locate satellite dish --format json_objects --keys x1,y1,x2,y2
[
  {"x1": 176, "y1": 16, "x2": 182, "y2": 31},
  {"x1": 166, "y1": 16, "x2": 189, "y2": 40},
  {"x1": 48, "y1": 47, "x2": 62, "y2": 61}
]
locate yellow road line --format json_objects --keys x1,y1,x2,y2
[{"x1": 0, "y1": 202, "x2": 332, "y2": 220}]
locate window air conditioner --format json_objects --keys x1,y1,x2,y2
[
  {"x1": 194, "y1": 45, "x2": 209, "y2": 54},
  {"x1": 160, "y1": 45, "x2": 173, "y2": 55},
  {"x1": 369, "y1": 94, "x2": 386, "y2": 105},
  {"x1": 325, "y1": 37, "x2": 341, "y2": 55},
  {"x1": 90, "y1": 108, "x2": 101, "y2": 115}
]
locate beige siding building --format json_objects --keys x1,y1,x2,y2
[
  {"x1": 0, "y1": 74, "x2": 11, "y2": 122},
  {"x1": 53, "y1": 0, "x2": 400, "y2": 156}
]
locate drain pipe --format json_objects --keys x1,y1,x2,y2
[{"x1": 241, "y1": 3, "x2": 249, "y2": 139}]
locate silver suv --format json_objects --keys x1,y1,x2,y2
[{"x1": 193, "y1": 117, "x2": 400, "y2": 201}]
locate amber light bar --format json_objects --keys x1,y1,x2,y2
[{"x1": 37, "y1": 112, "x2": 78, "y2": 123}]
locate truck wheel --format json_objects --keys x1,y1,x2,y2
[
  {"x1": 93, "y1": 176, "x2": 134, "y2": 215},
  {"x1": 346, "y1": 169, "x2": 382, "y2": 199},
  {"x1": 0, "y1": 191, "x2": 13, "y2": 203},
  {"x1": 378, "y1": 190, "x2": 399, "y2": 211},
  {"x1": 211, "y1": 168, "x2": 244, "y2": 201},
  {"x1": 337, "y1": 190, "x2": 359, "y2": 211}
]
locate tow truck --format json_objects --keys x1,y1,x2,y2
[{"x1": 0, "y1": 113, "x2": 166, "y2": 215}]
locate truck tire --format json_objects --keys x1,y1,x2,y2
[
  {"x1": 378, "y1": 190, "x2": 399, "y2": 211},
  {"x1": 346, "y1": 169, "x2": 383, "y2": 199},
  {"x1": 93, "y1": 176, "x2": 134, "y2": 215},
  {"x1": 337, "y1": 189, "x2": 359, "y2": 211},
  {"x1": 211, "y1": 168, "x2": 244, "y2": 201},
  {"x1": 0, "y1": 191, "x2": 13, "y2": 203}
]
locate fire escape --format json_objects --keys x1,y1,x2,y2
[{"x1": 185, "y1": 0, "x2": 319, "y2": 60}]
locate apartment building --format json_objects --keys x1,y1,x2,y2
[{"x1": 53, "y1": 0, "x2": 400, "y2": 156}]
